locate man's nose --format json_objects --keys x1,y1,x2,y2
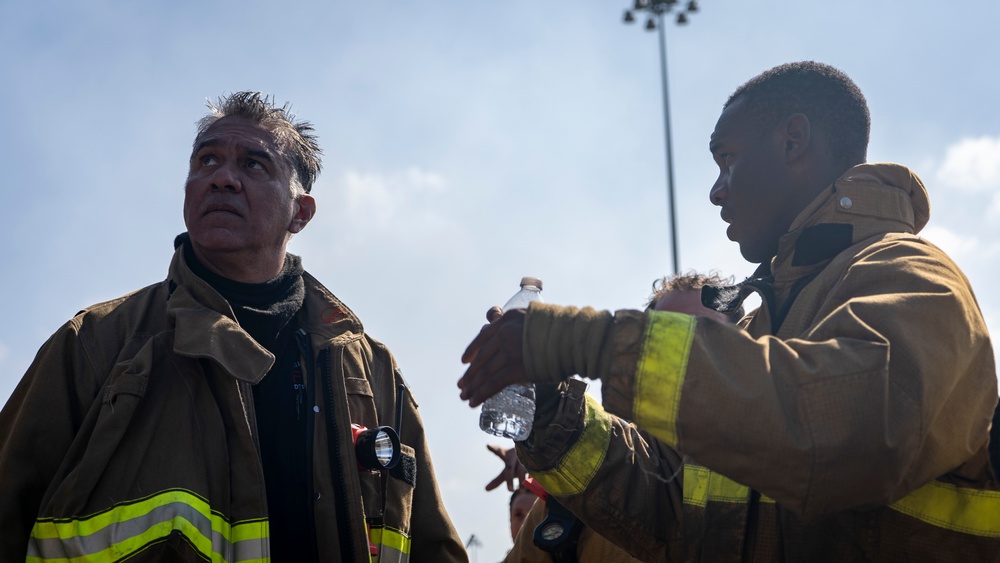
[
  {"x1": 210, "y1": 163, "x2": 242, "y2": 192},
  {"x1": 710, "y1": 177, "x2": 727, "y2": 206}
]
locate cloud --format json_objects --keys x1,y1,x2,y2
[
  {"x1": 920, "y1": 225, "x2": 979, "y2": 259},
  {"x1": 340, "y1": 167, "x2": 448, "y2": 227},
  {"x1": 299, "y1": 166, "x2": 472, "y2": 265},
  {"x1": 935, "y1": 136, "x2": 1000, "y2": 192}
]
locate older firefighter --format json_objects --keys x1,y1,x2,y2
[{"x1": 0, "y1": 92, "x2": 467, "y2": 562}]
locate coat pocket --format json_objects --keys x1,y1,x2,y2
[
  {"x1": 41, "y1": 343, "x2": 155, "y2": 516},
  {"x1": 344, "y1": 376, "x2": 376, "y2": 426},
  {"x1": 30, "y1": 334, "x2": 263, "y2": 562}
]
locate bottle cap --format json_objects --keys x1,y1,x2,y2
[{"x1": 519, "y1": 276, "x2": 543, "y2": 290}]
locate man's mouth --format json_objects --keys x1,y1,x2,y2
[{"x1": 205, "y1": 204, "x2": 242, "y2": 217}]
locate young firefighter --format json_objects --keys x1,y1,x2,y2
[{"x1": 459, "y1": 62, "x2": 999, "y2": 561}]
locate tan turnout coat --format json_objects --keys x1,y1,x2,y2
[
  {"x1": 515, "y1": 163, "x2": 999, "y2": 562},
  {"x1": 0, "y1": 244, "x2": 467, "y2": 563}
]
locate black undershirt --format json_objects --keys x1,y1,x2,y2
[{"x1": 178, "y1": 234, "x2": 316, "y2": 561}]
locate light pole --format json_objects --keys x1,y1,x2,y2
[{"x1": 623, "y1": 0, "x2": 699, "y2": 275}]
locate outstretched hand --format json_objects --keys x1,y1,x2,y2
[
  {"x1": 458, "y1": 307, "x2": 530, "y2": 408},
  {"x1": 484, "y1": 444, "x2": 527, "y2": 492}
]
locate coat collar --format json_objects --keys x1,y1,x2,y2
[
  {"x1": 771, "y1": 162, "x2": 929, "y2": 284},
  {"x1": 163, "y1": 243, "x2": 365, "y2": 384},
  {"x1": 703, "y1": 163, "x2": 930, "y2": 315}
]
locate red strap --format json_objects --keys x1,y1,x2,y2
[{"x1": 522, "y1": 476, "x2": 548, "y2": 501}]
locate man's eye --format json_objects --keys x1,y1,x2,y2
[
  {"x1": 200, "y1": 155, "x2": 217, "y2": 166},
  {"x1": 246, "y1": 159, "x2": 264, "y2": 170}
]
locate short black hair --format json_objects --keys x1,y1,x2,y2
[{"x1": 725, "y1": 61, "x2": 870, "y2": 169}]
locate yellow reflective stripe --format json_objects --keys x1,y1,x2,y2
[
  {"x1": 368, "y1": 525, "x2": 410, "y2": 554},
  {"x1": 890, "y1": 479, "x2": 1000, "y2": 537},
  {"x1": 683, "y1": 465, "x2": 750, "y2": 508},
  {"x1": 27, "y1": 489, "x2": 268, "y2": 563},
  {"x1": 682, "y1": 468, "x2": 1000, "y2": 539},
  {"x1": 532, "y1": 396, "x2": 612, "y2": 496},
  {"x1": 31, "y1": 490, "x2": 216, "y2": 539},
  {"x1": 369, "y1": 526, "x2": 411, "y2": 563},
  {"x1": 231, "y1": 520, "x2": 269, "y2": 545},
  {"x1": 633, "y1": 311, "x2": 695, "y2": 447}
]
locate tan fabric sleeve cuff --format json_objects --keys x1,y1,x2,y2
[
  {"x1": 516, "y1": 378, "x2": 589, "y2": 471},
  {"x1": 523, "y1": 303, "x2": 615, "y2": 384},
  {"x1": 599, "y1": 309, "x2": 648, "y2": 420}
]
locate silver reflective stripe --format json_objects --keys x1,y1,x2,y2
[
  {"x1": 27, "y1": 489, "x2": 268, "y2": 563},
  {"x1": 376, "y1": 542, "x2": 410, "y2": 563},
  {"x1": 370, "y1": 526, "x2": 411, "y2": 563}
]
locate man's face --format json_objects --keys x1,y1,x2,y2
[
  {"x1": 708, "y1": 97, "x2": 796, "y2": 264},
  {"x1": 509, "y1": 491, "x2": 538, "y2": 540},
  {"x1": 183, "y1": 117, "x2": 306, "y2": 261}
]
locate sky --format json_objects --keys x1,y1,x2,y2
[{"x1": 2, "y1": 1, "x2": 998, "y2": 561}]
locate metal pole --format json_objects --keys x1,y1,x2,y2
[{"x1": 656, "y1": 11, "x2": 680, "y2": 275}]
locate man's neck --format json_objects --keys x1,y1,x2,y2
[{"x1": 190, "y1": 244, "x2": 287, "y2": 284}]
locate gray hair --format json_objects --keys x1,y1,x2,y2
[
  {"x1": 646, "y1": 270, "x2": 744, "y2": 323},
  {"x1": 194, "y1": 91, "x2": 322, "y2": 196}
]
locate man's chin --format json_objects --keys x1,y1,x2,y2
[
  {"x1": 737, "y1": 243, "x2": 775, "y2": 265},
  {"x1": 727, "y1": 227, "x2": 749, "y2": 256},
  {"x1": 187, "y1": 228, "x2": 245, "y2": 254}
]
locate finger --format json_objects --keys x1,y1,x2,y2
[
  {"x1": 459, "y1": 339, "x2": 506, "y2": 395},
  {"x1": 461, "y1": 321, "x2": 501, "y2": 364},
  {"x1": 458, "y1": 363, "x2": 489, "y2": 401},
  {"x1": 485, "y1": 472, "x2": 506, "y2": 491},
  {"x1": 486, "y1": 443, "x2": 507, "y2": 459},
  {"x1": 457, "y1": 363, "x2": 484, "y2": 399},
  {"x1": 505, "y1": 452, "x2": 527, "y2": 482},
  {"x1": 459, "y1": 346, "x2": 512, "y2": 400},
  {"x1": 514, "y1": 464, "x2": 527, "y2": 481},
  {"x1": 486, "y1": 306, "x2": 504, "y2": 323},
  {"x1": 460, "y1": 336, "x2": 485, "y2": 365},
  {"x1": 459, "y1": 349, "x2": 497, "y2": 393},
  {"x1": 460, "y1": 339, "x2": 504, "y2": 394},
  {"x1": 467, "y1": 367, "x2": 519, "y2": 408},
  {"x1": 504, "y1": 449, "x2": 523, "y2": 470}
]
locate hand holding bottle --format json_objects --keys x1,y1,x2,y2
[
  {"x1": 460, "y1": 277, "x2": 542, "y2": 441},
  {"x1": 459, "y1": 309, "x2": 529, "y2": 406}
]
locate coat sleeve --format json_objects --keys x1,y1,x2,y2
[
  {"x1": 522, "y1": 238, "x2": 997, "y2": 521},
  {"x1": 515, "y1": 379, "x2": 685, "y2": 563},
  {"x1": 0, "y1": 316, "x2": 103, "y2": 561}
]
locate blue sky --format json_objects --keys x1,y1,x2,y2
[{"x1": 2, "y1": 1, "x2": 998, "y2": 560}]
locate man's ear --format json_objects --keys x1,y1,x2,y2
[
  {"x1": 289, "y1": 194, "x2": 316, "y2": 234},
  {"x1": 782, "y1": 113, "x2": 811, "y2": 163}
]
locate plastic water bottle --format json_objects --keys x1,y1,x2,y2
[{"x1": 479, "y1": 276, "x2": 543, "y2": 441}]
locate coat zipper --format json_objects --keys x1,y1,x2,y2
[
  {"x1": 320, "y1": 347, "x2": 358, "y2": 562},
  {"x1": 294, "y1": 329, "x2": 320, "y2": 561}
]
